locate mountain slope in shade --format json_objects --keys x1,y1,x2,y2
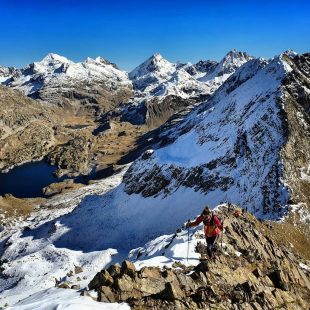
[{"x1": 177, "y1": 59, "x2": 218, "y2": 79}]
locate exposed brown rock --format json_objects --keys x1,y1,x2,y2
[
  {"x1": 88, "y1": 207, "x2": 310, "y2": 309},
  {"x1": 121, "y1": 260, "x2": 136, "y2": 277}
]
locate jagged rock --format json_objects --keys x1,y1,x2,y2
[
  {"x1": 87, "y1": 207, "x2": 309, "y2": 309},
  {"x1": 74, "y1": 265, "x2": 83, "y2": 274},
  {"x1": 98, "y1": 286, "x2": 117, "y2": 303},
  {"x1": 114, "y1": 273, "x2": 134, "y2": 292},
  {"x1": 121, "y1": 260, "x2": 136, "y2": 277},
  {"x1": 107, "y1": 264, "x2": 121, "y2": 278},
  {"x1": 252, "y1": 267, "x2": 263, "y2": 278},
  {"x1": 88, "y1": 270, "x2": 113, "y2": 290},
  {"x1": 267, "y1": 268, "x2": 288, "y2": 291},
  {"x1": 256, "y1": 289, "x2": 280, "y2": 309},
  {"x1": 160, "y1": 282, "x2": 185, "y2": 301}
]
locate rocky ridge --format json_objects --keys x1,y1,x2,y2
[{"x1": 86, "y1": 206, "x2": 310, "y2": 309}]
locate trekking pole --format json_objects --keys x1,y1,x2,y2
[{"x1": 187, "y1": 220, "x2": 190, "y2": 263}]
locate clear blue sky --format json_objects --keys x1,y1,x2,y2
[{"x1": 0, "y1": 0, "x2": 309, "y2": 70}]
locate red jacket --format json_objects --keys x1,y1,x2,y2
[{"x1": 189, "y1": 214, "x2": 222, "y2": 237}]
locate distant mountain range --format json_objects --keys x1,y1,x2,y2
[{"x1": 0, "y1": 50, "x2": 252, "y2": 122}]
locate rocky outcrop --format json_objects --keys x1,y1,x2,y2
[
  {"x1": 178, "y1": 60, "x2": 218, "y2": 78},
  {"x1": 47, "y1": 133, "x2": 93, "y2": 176},
  {"x1": 87, "y1": 207, "x2": 310, "y2": 309},
  {"x1": 0, "y1": 86, "x2": 58, "y2": 171},
  {"x1": 121, "y1": 95, "x2": 196, "y2": 128},
  {"x1": 0, "y1": 121, "x2": 54, "y2": 170}
]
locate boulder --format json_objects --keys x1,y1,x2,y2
[
  {"x1": 99, "y1": 286, "x2": 117, "y2": 303},
  {"x1": 88, "y1": 270, "x2": 113, "y2": 290},
  {"x1": 139, "y1": 266, "x2": 162, "y2": 279},
  {"x1": 74, "y1": 265, "x2": 83, "y2": 274},
  {"x1": 121, "y1": 260, "x2": 136, "y2": 277},
  {"x1": 107, "y1": 264, "x2": 121, "y2": 278},
  {"x1": 267, "y1": 269, "x2": 288, "y2": 291},
  {"x1": 160, "y1": 282, "x2": 185, "y2": 301},
  {"x1": 138, "y1": 276, "x2": 166, "y2": 296},
  {"x1": 114, "y1": 274, "x2": 134, "y2": 292}
]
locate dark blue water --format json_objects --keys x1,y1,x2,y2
[
  {"x1": 0, "y1": 161, "x2": 114, "y2": 198},
  {"x1": 0, "y1": 161, "x2": 62, "y2": 198}
]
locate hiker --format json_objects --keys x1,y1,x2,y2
[{"x1": 186, "y1": 206, "x2": 223, "y2": 259}]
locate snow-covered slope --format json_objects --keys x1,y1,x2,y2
[
  {"x1": 128, "y1": 50, "x2": 251, "y2": 100},
  {"x1": 0, "y1": 66, "x2": 19, "y2": 84},
  {"x1": 123, "y1": 54, "x2": 294, "y2": 217},
  {"x1": 128, "y1": 53, "x2": 207, "y2": 99},
  {"x1": 119, "y1": 50, "x2": 253, "y2": 126},
  {"x1": 198, "y1": 49, "x2": 253, "y2": 92}
]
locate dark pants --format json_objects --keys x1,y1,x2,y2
[{"x1": 206, "y1": 235, "x2": 218, "y2": 258}]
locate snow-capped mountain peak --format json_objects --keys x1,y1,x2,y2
[
  {"x1": 210, "y1": 49, "x2": 253, "y2": 77},
  {"x1": 1, "y1": 53, "x2": 132, "y2": 104},
  {"x1": 84, "y1": 56, "x2": 117, "y2": 68},
  {"x1": 196, "y1": 49, "x2": 253, "y2": 93},
  {"x1": 129, "y1": 53, "x2": 175, "y2": 80},
  {"x1": 220, "y1": 49, "x2": 251, "y2": 70},
  {"x1": 40, "y1": 53, "x2": 71, "y2": 64}
]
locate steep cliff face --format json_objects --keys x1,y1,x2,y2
[
  {"x1": 123, "y1": 54, "x2": 308, "y2": 219},
  {"x1": 280, "y1": 53, "x2": 310, "y2": 208},
  {"x1": 120, "y1": 95, "x2": 197, "y2": 128}
]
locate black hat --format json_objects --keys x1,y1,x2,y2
[{"x1": 203, "y1": 206, "x2": 211, "y2": 215}]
